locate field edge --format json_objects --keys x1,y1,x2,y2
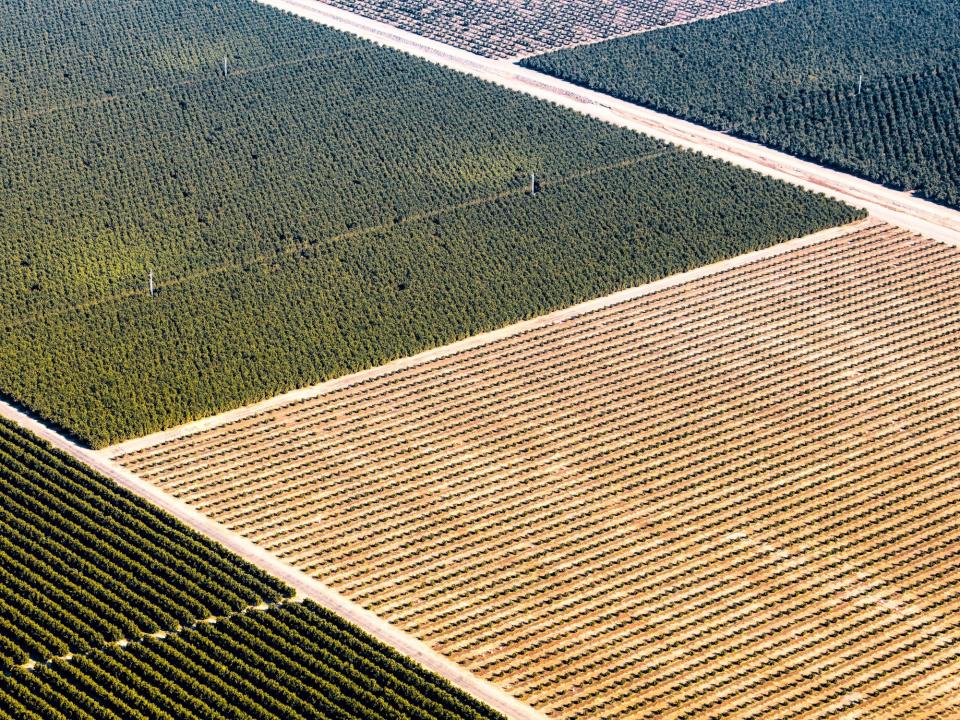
[{"x1": 104, "y1": 216, "x2": 877, "y2": 458}]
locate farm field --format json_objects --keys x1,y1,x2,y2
[
  {"x1": 0, "y1": 0, "x2": 858, "y2": 448},
  {"x1": 315, "y1": 0, "x2": 777, "y2": 59},
  {"x1": 523, "y1": 0, "x2": 960, "y2": 210},
  {"x1": 0, "y1": 416, "x2": 288, "y2": 667},
  {"x1": 113, "y1": 219, "x2": 960, "y2": 719},
  {"x1": 0, "y1": 417, "x2": 502, "y2": 720}
]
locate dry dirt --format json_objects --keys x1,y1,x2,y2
[
  {"x1": 314, "y1": 0, "x2": 779, "y2": 59},
  {"x1": 112, "y1": 220, "x2": 960, "y2": 719}
]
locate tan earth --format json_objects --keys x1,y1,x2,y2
[
  {"x1": 111, "y1": 220, "x2": 960, "y2": 720},
  {"x1": 314, "y1": 0, "x2": 780, "y2": 59}
]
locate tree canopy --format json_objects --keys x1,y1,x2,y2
[
  {"x1": 524, "y1": 0, "x2": 960, "y2": 209},
  {"x1": 0, "y1": 0, "x2": 860, "y2": 446}
]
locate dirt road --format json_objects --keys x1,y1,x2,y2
[
  {"x1": 253, "y1": 0, "x2": 960, "y2": 248},
  {"x1": 0, "y1": 398, "x2": 547, "y2": 720},
  {"x1": 105, "y1": 218, "x2": 874, "y2": 456}
]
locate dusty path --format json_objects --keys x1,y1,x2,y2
[
  {"x1": 252, "y1": 0, "x2": 960, "y2": 248},
  {"x1": 0, "y1": 398, "x2": 547, "y2": 720},
  {"x1": 105, "y1": 218, "x2": 874, "y2": 455}
]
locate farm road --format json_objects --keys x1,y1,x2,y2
[
  {"x1": 0, "y1": 397, "x2": 548, "y2": 720},
  {"x1": 256, "y1": 0, "x2": 960, "y2": 249}
]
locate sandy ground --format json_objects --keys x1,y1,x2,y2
[
  {"x1": 0, "y1": 398, "x2": 547, "y2": 720},
  {"x1": 251, "y1": 0, "x2": 960, "y2": 249},
  {"x1": 109, "y1": 221, "x2": 960, "y2": 719}
]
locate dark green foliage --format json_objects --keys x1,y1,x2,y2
[
  {"x1": 0, "y1": 418, "x2": 290, "y2": 667},
  {"x1": 0, "y1": 421, "x2": 502, "y2": 716},
  {"x1": 750, "y1": 63, "x2": 960, "y2": 208},
  {"x1": 523, "y1": 0, "x2": 960, "y2": 209},
  {"x1": 1, "y1": 602, "x2": 503, "y2": 720},
  {"x1": 0, "y1": 0, "x2": 860, "y2": 447}
]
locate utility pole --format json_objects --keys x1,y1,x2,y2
[{"x1": 149, "y1": 270, "x2": 154, "y2": 298}]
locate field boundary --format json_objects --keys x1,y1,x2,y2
[
  {"x1": 104, "y1": 217, "x2": 877, "y2": 457},
  {"x1": 506, "y1": 0, "x2": 784, "y2": 62},
  {"x1": 0, "y1": 397, "x2": 547, "y2": 720},
  {"x1": 249, "y1": 0, "x2": 960, "y2": 248}
]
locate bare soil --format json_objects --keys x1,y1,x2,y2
[{"x1": 112, "y1": 221, "x2": 960, "y2": 719}]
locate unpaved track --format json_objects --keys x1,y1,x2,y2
[
  {"x1": 252, "y1": 0, "x2": 960, "y2": 248},
  {"x1": 105, "y1": 219, "x2": 872, "y2": 456},
  {"x1": 0, "y1": 399, "x2": 547, "y2": 720}
]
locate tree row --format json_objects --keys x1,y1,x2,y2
[
  {"x1": 0, "y1": 602, "x2": 502, "y2": 720},
  {"x1": 0, "y1": 418, "x2": 290, "y2": 666}
]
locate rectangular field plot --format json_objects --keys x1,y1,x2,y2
[
  {"x1": 112, "y1": 221, "x2": 960, "y2": 719},
  {"x1": 0, "y1": 0, "x2": 856, "y2": 447},
  {"x1": 320, "y1": 0, "x2": 777, "y2": 59}
]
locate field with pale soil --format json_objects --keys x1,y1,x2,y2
[
  {"x1": 318, "y1": 0, "x2": 777, "y2": 58},
  {"x1": 113, "y1": 220, "x2": 960, "y2": 719}
]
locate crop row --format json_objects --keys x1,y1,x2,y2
[
  {"x1": 120, "y1": 224, "x2": 960, "y2": 718},
  {"x1": 524, "y1": 0, "x2": 960, "y2": 209},
  {"x1": 0, "y1": 418, "x2": 288, "y2": 668},
  {"x1": 0, "y1": 602, "x2": 502, "y2": 720}
]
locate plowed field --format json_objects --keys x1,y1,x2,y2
[{"x1": 113, "y1": 220, "x2": 960, "y2": 719}]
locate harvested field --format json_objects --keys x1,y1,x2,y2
[
  {"x1": 318, "y1": 0, "x2": 778, "y2": 59},
  {"x1": 112, "y1": 220, "x2": 960, "y2": 719}
]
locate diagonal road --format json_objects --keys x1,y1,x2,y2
[
  {"x1": 103, "y1": 218, "x2": 876, "y2": 457},
  {"x1": 254, "y1": 0, "x2": 960, "y2": 249},
  {"x1": 0, "y1": 396, "x2": 548, "y2": 720}
]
